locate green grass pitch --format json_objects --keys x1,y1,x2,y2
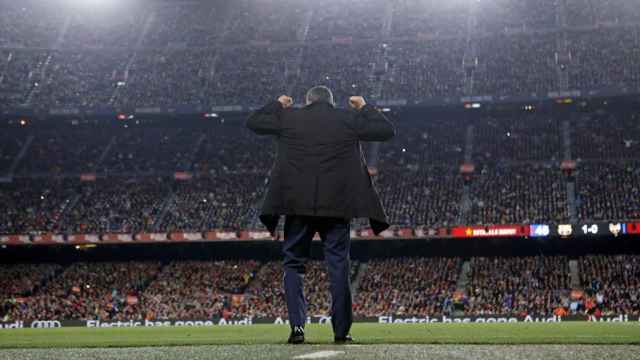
[{"x1": 1, "y1": 323, "x2": 639, "y2": 349}]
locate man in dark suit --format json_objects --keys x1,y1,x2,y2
[{"x1": 246, "y1": 86, "x2": 395, "y2": 344}]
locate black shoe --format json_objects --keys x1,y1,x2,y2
[
  {"x1": 288, "y1": 326, "x2": 305, "y2": 344},
  {"x1": 334, "y1": 335, "x2": 353, "y2": 344}
]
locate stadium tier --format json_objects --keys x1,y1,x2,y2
[
  {"x1": 1, "y1": 105, "x2": 640, "y2": 241},
  {"x1": 0, "y1": 1, "x2": 640, "y2": 111},
  {"x1": 1, "y1": 256, "x2": 638, "y2": 322},
  {"x1": 2, "y1": 1, "x2": 640, "y2": 357}
]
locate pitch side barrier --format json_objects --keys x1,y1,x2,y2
[
  {"x1": 1, "y1": 222, "x2": 638, "y2": 246},
  {"x1": 1, "y1": 315, "x2": 638, "y2": 329}
]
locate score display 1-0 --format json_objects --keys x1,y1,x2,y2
[{"x1": 581, "y1": 224, "x2": 599, "y2": 235}]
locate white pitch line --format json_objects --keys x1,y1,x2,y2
[{"x1": 293, "y1": 350, "x2": 346, "y2": 359}]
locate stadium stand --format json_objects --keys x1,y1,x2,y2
[
  {"x1": 4, "y1": 255, "x2": 636, "y2": 321},
  {"x1": 0, "y1": 105, "x2": 639, "y2": 234},
  {"x1": 578, "y1": 255, "x2": 640, "y2": 316},
  {"x1": 6, "y1": 262, "x2": 161, "y2": 321},
  {"x1": 139, "y1": 260, "x2": 260, "y2": 320},
  {"x1": 576, "y1": 162, "x2": 640, "y2": 222},
  {"x1": 0, "y1": 179, "x2": 75, "y2": 234},
  {"x1": 0, "y1": 0, "x2": 640, "y2": 326},
  {"x1": 464, "y1": 256, "x2": 571, "y2": 316},
  {"x1": 468, "y1": 164, "x2": 568, "y2": 225},
  {"x1": 0, "y1": 1, "x2": 639, "y2": 109},
  {"x1": 354, "y1": 258, "x2": 461, "y2": 317}
]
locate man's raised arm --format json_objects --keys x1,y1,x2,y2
[
  {"x1": 349, "y1": 96, "x2": 395, "y2": 142},
  {"x1": 246, "y1": 95, "x2": 293, "y2": 135}
]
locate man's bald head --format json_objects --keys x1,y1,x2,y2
[{"x1": 306, "y1": 86, "x2": 334, "y2": 106}]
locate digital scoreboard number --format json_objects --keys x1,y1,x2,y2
[
  {"x1": 581, "y1": 224, "x2": 599, "y2": 235},
  {"x1": 529, "y1": 224, "x2": 550, "y2": 237}
]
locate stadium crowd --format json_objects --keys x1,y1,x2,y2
[
  {"x1": 473, "y1": 114, "x2": 562, "y2": 163},
  {"x1": 4, "y1": 262, "x2": 161, "y2": 321},
  {"x1": 0, "y1": 129, "x2": 27, "y2": 174},
  {"x1": 468, "y1": 164, "x2": 568, "y2": 225},
  {"x1": 571, "y1": 110, "x2": 640, "y2": 161},
  {"x1": 464, "y1": 256, "x2": 571, "y2": 316},
  {"x1": 0, "y1": 103, "x2": 639, "y2": 234},
  {"x1": 576, "y1": 162, "x2": 640, "y2": 222},
  {"x1": 0, "y1": 264, "x2": 61, "y2": 308},
  {"x1": 354, "y1": 257, "x2": 461, "y2": 317},
  {"x1": 138, "y1": 260, "x2": 260, "y2": 320},
  {"x1": 4, "y1": 255, "x2": 637, "y2": 321},
  {"x1": 0, "y1": 179, "x2": 75, "y2": 234},
  {"x1": 1, "y1": 1, "x2": 640, "y2": 109},
  {"x1": 578, "y1": 255, "x2": 640, "y2": 316},
  {"x1": 58, "y1": 178, "x2": 168, "y2": 234},
  {"x1": 163, "y1": 174, "x2": 266, "y2": 232}
]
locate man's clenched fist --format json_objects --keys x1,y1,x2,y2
[
  {"x1": 278, "y1": 95, "x2": 293, "y2": 108},
  {"x1": 349, "y1": 96, "x2": 366, "y2": 110}
]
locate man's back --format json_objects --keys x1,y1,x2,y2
[
  {"x1": 247, "y1": 99, "x2": 394, "y2": 230},
  {"x1": 274, "y1": 103, "x2": 367, "y2": 216}
]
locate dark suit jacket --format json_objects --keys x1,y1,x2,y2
[{"x1": 247, "y1": 100, "x2": 395, "y2": 235}]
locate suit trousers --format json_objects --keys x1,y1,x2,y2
[{"x1": 282, "y1": 215, "x2": 353, "y2": 338}]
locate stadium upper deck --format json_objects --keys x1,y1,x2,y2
[{"x1": 0, "y1": 0, "x2": 639, "y2": 110}]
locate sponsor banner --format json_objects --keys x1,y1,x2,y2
[
  {"x1": 101, "y1": 233, "x2": 133, "y2": 243},
  {"x1": 379, "y1": 229, "x2": 396, "y2": 239},
  {"x1": 397, "y1": 228, "x2": 414, "y2": 238},
  {"x1": 0, "y1": 320, "x2": 66, "y2": 329},
  {"x1": 215, "y1": 231, "x2": 239, "y2": 241},
  {"x1": 0, "y1": 235, "x2": 31, "y2": 245},
  {"x1": 135, "y1": 233, "x2": 168, "y2": 242},
  {"x1": 241, "y1": 231, "x2": 272, "y2": 241},
  {"x1": 451, "y1": 225, "x2": 528, "y2": 238},
  {"x1": 358, "y1": 229, "x2": 379, "y2": 239},
  {"x1": 169, "y1": 232, "x2": 203, "y2": 242},
  {"x1": 2, "y1": 315, "x2": 638, "y2": 329},
  {"x1": 67, "y1": 234, "x2": 100, "y2": 244},
  {"x1": 3, "y1": 222, "x2": 640, "y2": 247},
  {"x1": 32, "y1": 234, "x2": 64, "y2": 245},
  {"x1": 414, "y1": 228, "x2": 439, "y2": 238}
]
